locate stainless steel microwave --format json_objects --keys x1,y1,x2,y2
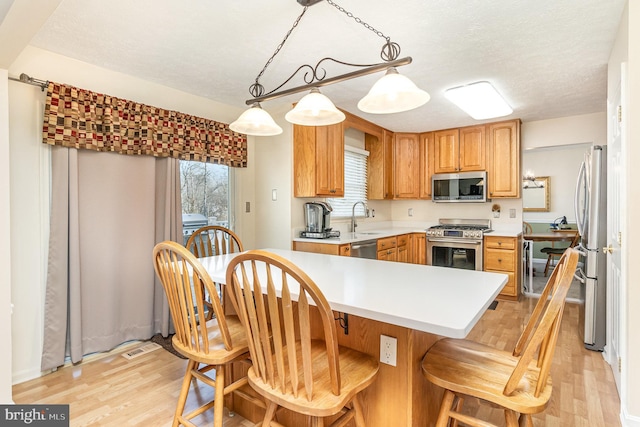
[{"x1": 432, "y1": 171, "x2": 487, "y2": 202}]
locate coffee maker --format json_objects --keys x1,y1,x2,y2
[{"x1": 301, "y1": 202, "x2": 340, "y2": 238}]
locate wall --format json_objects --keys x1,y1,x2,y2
[
  {"x1": 522, "y1": 143, "x2": 591, "y2": 224},
  {"x1": 521, "y1": 112, "x2": 607, "y2": 149},
  {"x1": 8, "y1": 46, "x2": 257, "y2": 383},
  {"x1": 0, "y1": 69, "x2": 13, "y2": 402}
]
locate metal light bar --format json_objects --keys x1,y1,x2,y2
[{"x1": 245, "y1": 56, "x2": 412, "y2": 105}]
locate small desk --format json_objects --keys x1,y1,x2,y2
[
  {"x1": 522, "y1": 230, "x2": 578, "y2": 292},
  {"x1": 199, "y1": 248, "x2": 507, "y2": 426}
]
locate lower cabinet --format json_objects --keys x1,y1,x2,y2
[
  {"x1": 484, "y1": 235, "x2": 522, "y2": 300},
  {"x1": 293, "y1": 233, "x2": 424, "y2": 265},
  {"x1": 292, "y1": 241, "x2": 351, "y2": 256},
  {"x1": 377, "y1": 236, "x2": 397, "y2": 261},
  {"x1": 411, "y1": 233, "x2": 426, "y2": 264}
]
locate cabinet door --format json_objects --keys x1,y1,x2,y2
[
  {"x1": 393, "y1": 133, "x2": 420, "y2": 199},
  {"x1": 411, "y1": 233, "x2": 426, "y2": 264},
  {"x1": 433, "y1": 129, "x2": 459, "y2": 173},
  {"x1": 419, "y1": 132, "x2": 433, "y2": 199},
  {"x1": 316, "y1": 123, "x2": 344, "y2": 196},
  {"x1": 459, "y1": 125, "x2": 486, "y2": 171},
  {"x1": 397, "y1": 244, "x2": 409, "y2": 263},
  {"x1": 487, "y1": 120, "x2": 520, "y2": 198},
  {"x1": 366, "y1": 130, "x2": 394, "y2": 200}
]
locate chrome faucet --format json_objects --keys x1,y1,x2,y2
[{"x1": 351, "y1": 201, "x2": 367, "y2": 233}]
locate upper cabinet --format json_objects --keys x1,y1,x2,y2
[
  {"x1": 433, "y1": 126, "x2": 485, "y2": 173},
  {"x1": 393, "y1": 133, "x2": 421, "y2": 199},
  {"x1": 293, "y1": 123, "x2": 344, "y2": 197},
  {"x1": 487, "y1": 120, "x2": 521, "y2": 199},
  {"x1": 292, "y1": 112, "x2": 521, "y2": 201},
  {"x1": 366, "y1": 130, "x2": 394, "y2": 200},
  {"x1": 419, "y1": 132, "x2": 434, "y2": 199}
]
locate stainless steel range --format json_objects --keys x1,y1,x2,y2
[{"x1": 426, "y1": 218, "x2": 492, "y2": 271}]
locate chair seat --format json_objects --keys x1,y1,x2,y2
[
  {"x1": 248, "y1": 340, "x2": 379, "y2": 417},
  {"x1": 422, "y1": 338, "x2": 552, "y2": 415},
  {"x1": 172, "y1": 315, "x2": 250, "y2": 365}
]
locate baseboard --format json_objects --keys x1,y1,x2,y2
[{"x1": 621, "y1": 406, "x2": 640, "y2": 427}]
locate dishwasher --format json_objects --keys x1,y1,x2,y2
[{"x1": 350, "y1": 239, "x2": 377, "y2": 259}]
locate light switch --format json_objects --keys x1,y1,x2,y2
[
  {"x1": 272, "y1": 189, "x2": 277, "y2": 201},
  {"x1": 245, "y1": 202, "x2": 250, "y2": 213}
]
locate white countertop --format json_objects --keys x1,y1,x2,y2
[{"x1": 200, "y1": 248, "x2": 507, "y2": 338}]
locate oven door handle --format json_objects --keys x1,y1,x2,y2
[{"x1": 427, "y1": 238, "x2": 482, "y2": 245}]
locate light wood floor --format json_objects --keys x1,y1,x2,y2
[{"x1": 13, "y1": 297, "x2": 620, "y2": 426}]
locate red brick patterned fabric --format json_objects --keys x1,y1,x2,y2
[{"x1": 42, "y1": 82, "x2": 248, "y2": 168}]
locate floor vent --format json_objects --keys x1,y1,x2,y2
[{"x1": 122, "y1": 342, "x2": 162, "y2": 360}]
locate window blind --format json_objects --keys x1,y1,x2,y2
[{"x1": 328, "y1": 145, "x2": 368, "y2": 218}]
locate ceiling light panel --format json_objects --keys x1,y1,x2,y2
[{"x1": 444, "y1": 81, "x2": 512, "y2": 120}]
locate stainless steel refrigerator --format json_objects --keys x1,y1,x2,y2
[{"x1": 574, "y1": 145, "x2": 607, "y2": 351}]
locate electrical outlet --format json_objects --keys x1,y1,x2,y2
[
  {"x1": 245, "y1": 201, "x2": 251, "y2": 213},
  {"x1": 509, "y1": 208, "x2": 516, "y2": 218},
  {"x1": 408, "y1": 208, "x2": 413, "y2": 217},
  {"x1": 380, "y1": 335, "x2": 397, "y2": 367}
]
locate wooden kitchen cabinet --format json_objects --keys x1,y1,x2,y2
[
  {"x1": 411, "y1": 232, "x2": 426, "y2": 264},
  {"x1": 393, "y1": 133, "x2": 421, "y2": 199},
  {"x1": 377, "y1": 236, "x2": 397, "y2": 261},
  {"x1": 487, "y1": 119, "x2": 521, "y2": 199},
  {"x1": 293, "y1": 123, "x2": 344, "y2": 197},
  {"x1": 397, "y1": 234, "x2": 410, "y2": 263},
  {"x1": 484, "y1": 235, "x2": 521, "y2": 300},
  {"x1": 433, "y1": 126, "x2": 485, "y2": 173},
  {"x1": 419, "y1": 132, "x2": 434, "y2": 199},
  {"x1": 293, "y1": 241, "x2": 351, "y2": 256},
  {"x1": 366, "y1": 129, "x2": 394, "y2": 200}
]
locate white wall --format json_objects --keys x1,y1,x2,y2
[
  {"x1": 7, "y1": 46, "x2": 257, "y2": 383},
  {"x1": 0, "y1": 69, "x2": 14, "y2": 402},
  {"x1": 521, "y1": 112, "x2": 607, "y2": 149},
  {"x1": 522, "y1": 143, "x2": 591, "y2": 224}
]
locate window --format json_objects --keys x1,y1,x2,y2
[
  {"x1": 328, "y1": 145, "x2": 368, "y2": 218},
  {"x1": 180, "y1": 160, "x2": 232, "y2": 228}
]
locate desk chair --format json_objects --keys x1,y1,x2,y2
[
  {"x1": 153, "y1": 241, "x2": 256, "y2": 427},
  {"x1": 422, "y1": 248, "x2": 579, "y2": 427},
  {"x1": 226, "y1": 250, "x2": 380, "y2": 427},
  {"x1": 187, "y1": 226, "x2": 244, "y2": 320},
  {"x1": 541, "y1": 231, "x2": 580, "y2": 276}
]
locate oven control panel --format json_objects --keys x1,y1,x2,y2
[{"x1": 426, "y1": 229, "x2": 484, "y2": 239}]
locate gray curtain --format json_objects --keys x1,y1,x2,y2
[{"x1": 41, "y1": 147, "x2": 181, "y2": 370}]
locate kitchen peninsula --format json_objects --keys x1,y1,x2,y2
[{"x1": 200, "y1": 248, "x2": 507, "y2": 426}]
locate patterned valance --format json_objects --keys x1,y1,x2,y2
[{"x1": 42, "y1": 82, "x2": 248, "y2": 167}]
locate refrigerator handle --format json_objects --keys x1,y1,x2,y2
[{"x1": 574, "y1": 160, "x2": 587, "y2": 237}]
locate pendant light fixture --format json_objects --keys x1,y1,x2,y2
[
  {"x1": 229, "y1": 103, "x2": 283, "y2": 136},
  {"x1": 229, "y1": 0, "x2": 429, "y2": 136}
]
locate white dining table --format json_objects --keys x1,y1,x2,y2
[{"x1": 199, "y1": 248, "x2": 508, "y2": 339}]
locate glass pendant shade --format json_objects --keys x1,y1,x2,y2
[
  {"x1": 229, "y1": 103, "x2": 283, "y2": 136},
  {"x1": 285, "y1": 88, "x2": 346, "y2": 126},
  {"x1": 357, "y1": 67, "x2": 430, "y2": 114}
]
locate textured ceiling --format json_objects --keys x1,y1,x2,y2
[{"x1": 28, "y1": 0, "x2": 626, "y2": 132}]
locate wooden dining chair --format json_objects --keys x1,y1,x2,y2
[
  {"x1": 541, "y1": 231, "x2": 580, "y2": 276},
  {"x1": 153, "y1": 241, "x2": 257, "y2": 427},
  {"x1": 186, "y1": 226, "x2": 244, "y2": 320},
  {"x1": 225, "y1": 250, "x2": 380, "y2": 427},
  {"x1": 422, "y1": 248, "x2": 580, "y2": 427}
]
